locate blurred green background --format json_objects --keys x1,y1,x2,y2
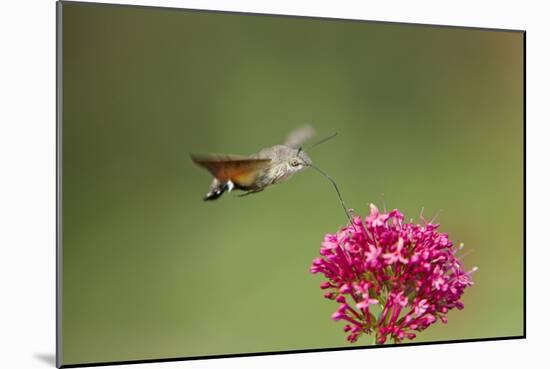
[{"x1": 60, "y1": 2, "x2": 524, "y2": 366}]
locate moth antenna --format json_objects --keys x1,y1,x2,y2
[
  {"x1": 309, "y1": 164, "x2": 355, "y2": 228},
  {"x1": 308, "y1": 132, "x2": 338, "y2": 150}
]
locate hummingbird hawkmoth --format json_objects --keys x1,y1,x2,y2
[
  {"x1": 190, "y1": 125, "x2": 316, "y2": 200},
  {"x1": 191, "y1": 125, "x2": 353, "y2": 224}
]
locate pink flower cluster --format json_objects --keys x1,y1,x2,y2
[{"x1": 310, "y1": 204, "x2": 476, "y2": 344}]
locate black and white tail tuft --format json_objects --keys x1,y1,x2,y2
[{"x1": 204, "y1": 182, "x2": 228, "y2": 201}]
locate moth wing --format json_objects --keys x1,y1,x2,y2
[
  {"x1": 284, "y1": 125, "x2": 316, "y2": 148},
  {"x1": 190, "y1": 154, "x2": 271, "y2": 187}
]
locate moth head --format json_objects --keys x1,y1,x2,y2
[{"x1": 288, "y1": 147, "x2": 312, "y2": 171}]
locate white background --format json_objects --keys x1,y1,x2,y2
[{"x1": 0, "y1": 0, "x2": 547, "y2": 368}]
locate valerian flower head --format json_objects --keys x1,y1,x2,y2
[{"x1": 310, "y1": 204, "x2": 476, "y2": 344}]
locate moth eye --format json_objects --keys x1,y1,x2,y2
[{"x1": 291, "y1": 159, "x2": 300, "y2": 167}]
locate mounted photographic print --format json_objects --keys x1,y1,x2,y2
[{"x1": 56, "y1": 1, "x2": 525, "y2": 367}]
